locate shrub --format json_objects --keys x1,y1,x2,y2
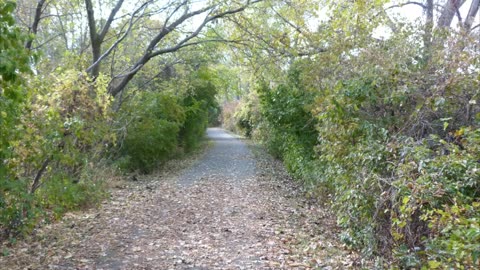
[
  {"x1": 116, "y1": 67, "x2": 218, "y2": 171},
  {"x1": 221, "y1": 100, "x2": 240, "y2": 132},
  {"x1": 255, "y1": 66, "x2": 318, "y2": 183},
  {"x1": 0, "y1": 0, "x2": 32, "y2": 220},
  {"x1": 179, "y1": 67, "x2": 219, "y2": 151},
  {"x1": 1, "y1": 70, "x2": 114, "y2": 238},
  {"x1": 390, "y1": 128, "x2": 480, "y2": 268},
  {"x1": 118, "y1": 91, "x2": 185, "y2": 172},
  {"x1": 233, "y1": 46, "x2": 480, "y2": 267},
  {"x1": 180, "y1": 101, "x2": 208, "y2": 152}
]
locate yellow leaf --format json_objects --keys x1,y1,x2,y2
[{"x1": 428, "y1": 260, "x2": 441, "y2": 269}]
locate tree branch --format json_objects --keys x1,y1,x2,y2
[
  {"x1": 86, "y1": 1, "x2": 150, "y2": 74},
  {"x1": 109, "y1": 1, "x2": 264, "y2": 97},
  {"x1": 271, "y1": 7, "x2": 304, "y2": 35},
  {"x1": 384, "y1": 1, "x2": 427, "y2": 11},
  {"x1": 30, "y1": 158, "x2": 51, "y2": 194},
  {"x1": 464, "y1": 0, "x2": 480, "y2": 30},
  {"x1": 98, "y1": 0, "x2": 125, "y2": 40},
  {"x1": 437, "y1": 0, "x2": 467, "y2": 28},
  {"x1": 25, "y1": 0, "x2": 47, "y2": 50}
]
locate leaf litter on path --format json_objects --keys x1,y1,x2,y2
[{"x1": 0, "y1": 129, "x2": 367, "y2": 269}]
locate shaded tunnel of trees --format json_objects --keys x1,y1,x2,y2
[{"x1": 1, "y1": 0, "x2": 480, "y2": 267}]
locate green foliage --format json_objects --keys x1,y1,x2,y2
[
  {"x1": 181, "y1": 101, "x2": 208, "y2": 152},
  {"x1": 1, "y1": 70, "x2": 114, "y2": 238},
  {"x1": 180, "y1": 68, "x2": 219, "y2": 151},
  {"x1": 0, "y1": 179, "x2": 36, "y2": 238},
  {"x1": 220, "y1": 100, "x2": 241, "y2": 133},
  {"x1": 226, "y1": 15, "x2": 480, "y2": 267},
  {"x1": 228, "y1": 93, "x2": 261, "y2": 138},
  {"x1": 38, "y1": 170, "x2": 107, "y2": 219},
  {"x1": 0, "y1": 1, "x2": 31, "y2": 82},
  {"x1": 118, "y1": 91, "x2": 185, "y2": 172},
  {"x1": 390, "y1": 128, "x2": 480, "y2": 268},
  {"x1": 256, "y1": 66, "x2": 318, "y2": 184},
  {"x1": 0, "y1": 0, "x2": 31, "y2": 180},
  {"x1": 0, "y1": 0, "x2": 34, "y2": 238},
  {"x1": 122, "y1": 117, "x2": 181, "y2": 172},
  {"x1": 117, "y1": 67, "x2": 218, "y2": 171}
]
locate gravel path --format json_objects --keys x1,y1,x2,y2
[
  {"x1": 178, "y1": 128, "x2": 255, "y2": 186},
  {"x1": 0, "y1": 128, "x2": 362, "y2": 269}
]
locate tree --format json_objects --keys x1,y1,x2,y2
[{"x1": 0, "y1": 0, "x2": 31, "y2": 173}]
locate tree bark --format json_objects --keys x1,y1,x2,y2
[
  {"x1": 464, "y1": 0, "x2": 480, "y2": 31},
  {"x1": 25, "y1": 0, "x2": 47, "y2": 50},
  {"x1": 85, "y1": 0, "x2": 125, "y2": 78},
  {"x1": 423, "y1": 0, "x2": 434, "y2": 61},
  {"x1": 437, "y1": 0, "x2": 467, "y2": 28}
]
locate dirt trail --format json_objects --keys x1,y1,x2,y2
[{"x1": 1, "y1": 128, "x2": 361, "y2": 269}]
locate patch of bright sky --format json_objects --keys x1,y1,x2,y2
[
  {"x1": 312, "y1": 0, "x2": 478, "y2": 40},
  {"x1": 117, "y1": 0, "x2": 210, "y2": 29}
]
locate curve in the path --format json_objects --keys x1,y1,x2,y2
[{"x1": 177, "y1": 128, "x2": 256, "y2": 186}]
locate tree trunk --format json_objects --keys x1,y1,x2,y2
[
  {"x1": 437, "y1": 0, "x2": 467, "y2": 28},
  {"x1": 25, "y1": 0, "x2": 46, "y2": 50},
  {"x1": 464, "y1": 0, "x2": 480, "y2": 31},
  {"x1": 85, "y1": 0, "x2": 124, "y2": 78},
  {"x1": 423, "y1": 0, "x2": 434, "y2": 62}
]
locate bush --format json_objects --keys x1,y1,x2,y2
[
  {"x1": 118, "y1": 91, "x2": 185, "y2": 172},
  {"x1": 38, "y1": 171, "x2": 107, "y2": 220},
  {"x1": 1, "y1": 70, "x2": 114, "y2": 238},
  {"x1": 390, "y1": 129, "x2": 480, "y2": 268},
  {"x1": 0, "y1": 1, "x2": 32, "y2": 227},
  {"x1": 180, "y1": 67, "x2": 219, "y2": 151},
  {"x1": 180, "y1": 101, "x2": 208, "y2": 152},
  {"x1": 230, "y1": 45, "x2": 480, "y2": 267},
  {"x1": 221, "y1": 100, "x2": 240, "y2": 132},
  {"x1": 122, "y1": 118, "x2": 181, "y2": 172},
  {"x1": 116, "y1": 67, "x2": 218, "y2": 171},
  {"x1": 255, "y1": 66, "x2": 318, "y2": 183}
]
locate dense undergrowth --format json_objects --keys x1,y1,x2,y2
[
  {"x1": 115, "y1": 68, "x2": 219, "y2": 173},
  {"x1": 0, "y1": 1, "x2": 219, "y2": 240},
  {"x1": 1, "y1": 68, "x2": 218, "y2": 241},
  {"x1": 223, "y1": 23, "x2": 480, "y2": 270},
  {"x1": 0, "y1": 68, "x2": 218, "y2": 240}
]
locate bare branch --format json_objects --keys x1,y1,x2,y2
[
  {"x1": 98, "y1": 0, "x2": 126, "y2": 40},
  {"x1": 271, "y1": 7, "x2": 303, "y2": 34},
  {"x1": 384, "y1": 1, "x2": 427, "y2": 11},
  {"x1": 151, "y1": 0, "x2": 265, "y2": 58},
  {"x1": 114, "y1": 64, "x2": 144, "y2": 79},
  {"x1": 86, "y1": 2, "x2": 150, "y2": 73},
  {"x1": 108, "y1": 0, "x2": 263, "y2": 97},
  {"x1": 32, "y1": 33, "x2": 63, "y2": 50},
  {"x1": 151, "y1": 39, "x2": 249, "y2": 57}
]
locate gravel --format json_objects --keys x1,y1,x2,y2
[
  {"x1": 0, "y1": 128, "x2": 364, "y2": 269},
  {"x1": 178, "y1": 128, "x2": 256, "y2": 186}
]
